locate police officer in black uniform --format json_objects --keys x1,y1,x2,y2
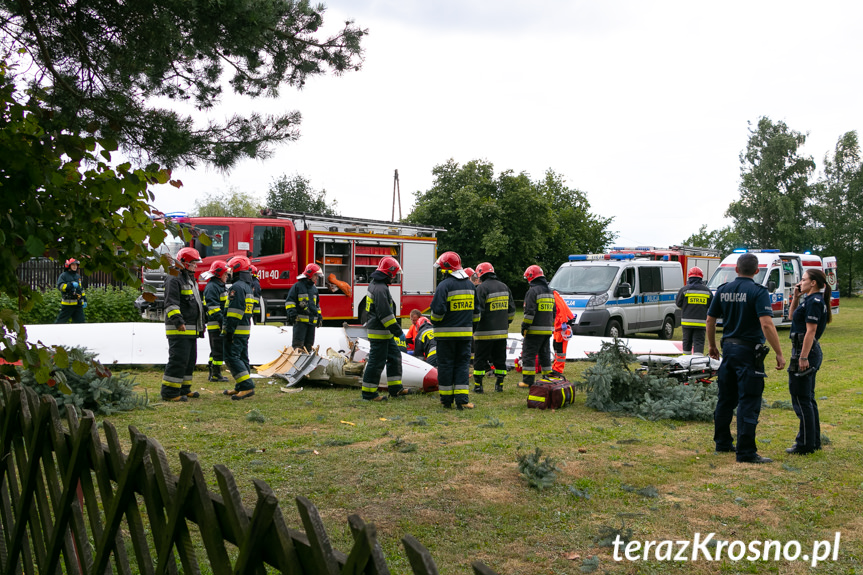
[
  {"x1": 473, "y1": 262, "x2": 515, "y2": 393},
  {"x1": 161, "y1": 248, "x2": 205, "y2": 402},
  {"x1": 706, "y1": 253, "x2": 785, "y2": 463},
  {"x1": 360, "y1": 256, "x2": 407, "y2": 401},
  {"x1": 285, "y1": 263, "x2": 323, "y2": 351},
  {"x1": 785, "y1": 268, "x2": 831, "y2": 454}
]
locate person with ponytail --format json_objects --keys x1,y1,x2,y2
[{"x1": 785, "y1": 268, "x2": 832, "y2": 455}]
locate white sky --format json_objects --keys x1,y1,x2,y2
[{"x1": 152, "y1": 0, "x2": 863, "y2": 248}]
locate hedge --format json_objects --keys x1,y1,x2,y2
[{"x1": 0, "y1": 286, "x2": 145, "y2": 324}]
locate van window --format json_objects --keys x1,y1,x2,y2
[
  {"x1": 662, "y1": 266, "x2": 683, "y2": 291},
  {"x1": 638, "y1": 267, "x2": 661, "y2": 292},
  {"x1": 619, "y1": 267, "x2": 636, "y2": 291},
  {"x1": 767, "y1": 268, "x2": 780, "y2": 291},
  {"x1": 549, "y1": 265, "x2": 619, "y2": 294},
  {"x1": 253, "y1": 226, "x2": 286, "y2": 257},
  {"x1": 192, "y1": 225, "x2": 230, "y2": 257}
]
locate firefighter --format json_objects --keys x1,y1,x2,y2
[
  {"x1": 551, "y1": 289, "x2": 575, "y2": 377},
  {"x1": 160, "y1": 248, "x2": 205, "y2": 402},
  {"x1": 675, "y1": 266, "x2": 713, "y2": 355},
  {"x1": 203, "y1": 259, "x2": 230, "y2": 382},
  {"x1": 518, "y1": 265, "x2": 555, "y2": 389},
  {"x1": 430, "y1": 251, "x2": 479, "y2": 409},
  {"x1": 413, "y1": 315, "x2": 438, "y2": 367},
  {"x1": 222, "y1": 255, "x2": 256, "y2": 400},
  {"x1": 285, "y1": 263, "x2": 323, "y2": 352},
  {"x1": 55, "y1": 258, "x2": 86, "y2": 324},
  {"x1": 360, "y1": 256, "x2": 408, "y2": 400},
  {"x1": 473, "y1": 262, "x2": 515, "y2": 393},
  {"x1": 250, "y1": 265, "x2": 263, "y2": 322}
]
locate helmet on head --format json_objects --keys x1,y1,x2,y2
[
  {"x1": 64, "y1": 258, "x2": 80, "y2": 270},
  {"x1": 208, "y1": 259, "x2": 230, "y2": 279},
  {"x1": 464, "y1": 267, "x2": 476, "y2": 278},
  {"x1": 476, "y1": 262, "x2": 495, "y2": 278},
  {"x1": 524, "y1": 265, "x2": 544, "y2": 282},
  {"x1": 434, "y1": 251, "x2": 462, "y2": 272},
  {"x1": 250, "y1": 265, "x2": 259, "y2": 278},
  {"x1": 176, "y1": 247, "x2": 202, "y2": 270},
  {"x1": 298, "y1": 263, "x2": 323, "y2": 280},
  {"x1": 376, "y1": 256, "x2": 402, "y2": 280},
  {"x1": 688, "y1": 266, "x2": 704, "y2": 279},
  {"x1": 226, "y1": 255, "x2": 252, "y2": 274}
]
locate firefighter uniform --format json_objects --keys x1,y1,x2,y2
[
  {"x1": 707, "y1": 276, "x2": 772, "y2": 462},
  {"x1": 520, "y1": 277, "x2": 555, "y2": 387},
  {"x1": 551, "y1": 290, "x2": 575, "y2": 376},
  {"x1": 361, "y1": 270, "x2": 406, "y2": 400},
  {"x1": 223, "y1": 271, "x2": 256, "y2": 399},
  {"x1": 251, "y1": 274, "x2": 262, "y2": 320},
  {"x1": 55, "y1": 269, "x2": 86, "y2": 324},
  {"x1": 203, "y1": 275, "x2": 229, "y2": 381},
  {"x1": 161, "y1": 269, "x2": 204, "y2": 401},
  {"x1": 285, "y1": 278, "x2": 321, "y2": 351},
  {"x1": 413, "y1": 317, "x2": 438, "y2": 367},
  {"x1": 473, "y1": 273, "x2": 515, "y2": 392},
  {"x1": 788, "y1": 291, "x2": 828, "y2": 453},
  {"x1": 676, "y1": 277, "x2": 713, "y2": 355},
  {"x1": 430, "y1": 274, "x2": 479, "y2": 407}
]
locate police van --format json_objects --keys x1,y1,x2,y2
[{"x1": 548, "y1": 254, "x2": 685, "y2": 339}]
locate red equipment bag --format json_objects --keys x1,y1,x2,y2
[{"x1": 527, "y1": 376, "x2": 576, "y2": 410}]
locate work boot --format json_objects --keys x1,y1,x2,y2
[
  {"x1": 209, "y1": 364, "x2": 229, "y2": 382},
  {"x1": 456, "y1": 402, "x2": 475, "y2": 410},
  {"x1": 185, "y1": 391, "x2": 200, "y2": 399},
  {"x1": 518, "y1": 381, "x2": 531, "y2": 388},
  {"x1": 230, "y1": 389, "x2": 255, "y2": 401},
  {"x1": 474, "y1": 383, "x2": 484, "y2": 394},
  {"x1": 223, "y1": 389, "x2": 239, "y2": 396},
  {"x1": 495, "y1": 383, "x2": 504, "y2": 393},
  {"x1": 162, "y1": 395, "x2": 188, "y2": 403}
]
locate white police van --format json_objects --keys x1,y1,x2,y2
[{"x1": 548, "y1": 254, "x2": 684, "y2": 339}]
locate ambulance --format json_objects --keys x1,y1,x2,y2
[{"x1": 705, "y1": 249, "x2": 839, "y2": 326}]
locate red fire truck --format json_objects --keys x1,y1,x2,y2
[
  {"x1": 135, "y1": 211, "x2": 444, "y2": 322},
  {"x1": 606, "y1": 245, "x2": 722, "y2": 279}
]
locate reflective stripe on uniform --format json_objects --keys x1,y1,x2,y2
[
  {"x1": 474, "y1": 329, "x2": 508, "y2": 340},
  {"x1": 367, "y1": 329, "x2": 393, "y2": 340}
]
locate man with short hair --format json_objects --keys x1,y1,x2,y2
[
  {"x1": 707, "y1": 253, "x2": 785, "y2": 463},
  {"x1": 405, "y1": 308, "x2": 423, "y2": 354}
]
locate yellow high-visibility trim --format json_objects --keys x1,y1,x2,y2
[{"x1": 528, "y1": 395, "x2": 545, "y2": 402}]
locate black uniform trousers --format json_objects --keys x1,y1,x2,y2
[
  {"x1": 473, "y1": 340, "x2": 507, "y2": 384},
  {"x1": 361, "y1": 338, "x2": 403, "y2": 399},
  {"x1": 161, "y1": 336, "x2": 197, "y2": 399},
  {"x1": 789, "y1": 341, "x2": 822, "y2": 451},
  {"x1": 521, "y1": 334, "x2": 552, "y2": 386},
  {"x1": 682, "y1": 327, "x2": 706, "y2": 355},
  {"x1": 437, "y1": 339, "x2": 471, "y2": 406},
  {"x1": 714, "y1": 341, "x2": 765, "y2": 461},
  {"x1": 224, "y1": 334, "x2": 254, "y2": 392},
  {"x1": 56, "y1": 304, "x2": 86, "y2": 324},
  {"x1": 292, "y1": 322, "x2": 316, "y2": 351},
  {"x1": 208, "y1": 330, "x2": 225, "y2": 365}
]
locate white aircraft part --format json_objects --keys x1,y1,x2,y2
[
  {"x1": 505, "y1": 332, "x2": 683, "y2": 366},
  {"x1": 352, "y1": 338, "x2": 437, "y2": 390}
]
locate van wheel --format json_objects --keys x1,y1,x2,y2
[
  {"x1": 658, "y1": 316, "x2": 674, "y2": 340},
  {"x1": 605, "y1": 319, "x2": 623, "y2": 338}
]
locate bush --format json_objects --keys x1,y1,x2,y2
[{"x1": 0, "y1": 286, "x2": 144, "y2": 324}]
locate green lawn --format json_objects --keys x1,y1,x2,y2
[{"x1": 105, "y1": 299, "x2": 863, "y2": 574}]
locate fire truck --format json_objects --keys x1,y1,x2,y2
[
  {"x1": 605, "y1": 245, "x2": 722, "y2": 279},
  {"x1": 135, "y1": 211, "x2": 444, "y2": 322}
]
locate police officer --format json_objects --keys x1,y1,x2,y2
[
  {"x1": 706, "y1": 253, "x2": 785, "y2": 463},
  {"x1": 160, "y1": 248, "x2": 205, "y2": 402},
  {"x1": 222, "y1": 255, "x2": 256, "y2": 400},
  {"x1": 430, "y1": 251, "x2": 479, "y2": 409},
  {"x1": 473, "y1": 262, "x2": 515, "y2": 393},
  {"x1": 413, "y1": 316, "x2": 438, "y2": 367},
  {"x1": 285, "y1": 263, "x2": 323, "y2": 351},
  {"x1": 785, "y1": 268, "x2": 831, "y2": 455},
  {"x1": 203, "y1": 259, "x2": 230, "y2": 382},
  {"x1": 675, "y1": 266, "x2": 713, "y2": 355},
  {"x1": 55, "y1": 258, "x2": 87, "y2": 323},
  {"x1": 518, "y1": 265, "x2": 555, "y2": 389},
  {"x1": 360, "y1": 257, "x2": 408, "y2": 401}
]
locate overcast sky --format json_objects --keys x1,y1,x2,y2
[{"x1": 152, "y1": 0, "x2": 863, "y2": 249}]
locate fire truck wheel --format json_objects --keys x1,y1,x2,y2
[
  {"x1": 658, "y1": 316, "x2": 675, "y2": 340},
  {"x1": 605, "y1": 319, "x2": 622, "y2": 338}
]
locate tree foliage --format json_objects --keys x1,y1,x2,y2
[
  {"x1": 727, "y1": 117, "x2": 816, "y2": 251},
  {"x1": 265, "y1": 173, "x2": 339, "y2": 215},
  {"x1": 0, "y1": 0, "x2": 366, "y2": 169},
  {"x1": 193, "y1": 187, "x2": 263, "y2": 217},
  {"x1": 406, "y1": 159, "x2": 613, "y2": 296},
  {"x1": 680, "y1": 224, "x2": 741, "y2": 255}
]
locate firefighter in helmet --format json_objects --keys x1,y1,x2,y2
[
  {"x1": 161, "y1": 247, "x2": 205, "y2": 402},
  {"x1": 473, "y1": 262, "x2": 515, "y2": 392},
  {"x1": 203, "y1": 259, "x2": 230, "y2": 382},
  {"x1": 430, "y1": 251, "x2": 479, "y2": 409},
  {"x1": 361, "y1": 256, "x2": 408, "y2": 400},
  {"x1": 413, "y1": 315, "x2": 438, "y2": 367},
  {"x1": 519, "y1": 264, "x2": 555, "y2": 389},
  {"x1": 222, "y1": 255, "x2": 256, "y2": 400},
  {"x1": 55, "y1": 258, "x2": 87, "y2": 324},
  {"x1": 285, "y1": 263, "x2": 323, "y2": 351},
  {"x1": 675, "y1": 266, "x2": 713, "y2": 355}
]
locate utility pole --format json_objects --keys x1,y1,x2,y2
[{"x1": 391, "y1": 169, "x2": 402, "y2": 222}]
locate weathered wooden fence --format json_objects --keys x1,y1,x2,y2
[
  {"x1": 0, "y1": 382, "x2": 499, "y2": 575},
  {"x1": 16, "y1": 259, "x2": 136, "y2": 290}
]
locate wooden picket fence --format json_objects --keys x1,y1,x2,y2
[{"x1": 0, "y1": 382, "x2": 499, "y2": 575}]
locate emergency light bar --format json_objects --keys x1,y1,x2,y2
[
  {"x1": 609, "y1": 253, "x2": 635, "y2": 260},
  {"x1": 568, "y1": 254, "x2": 608, "y2": 261},
  {"x1": 732, "y1": 248, "x2": 781, "y2": 254}
]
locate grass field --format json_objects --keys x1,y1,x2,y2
[{"x1": 104, "y1": 299, "x2": 863, "y2": 574}]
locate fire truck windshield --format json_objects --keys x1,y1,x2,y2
[
  {"x1": 706, "y1": 267, "x2": 767, "y2": 289},
  {"x1": 549, "y1": 265, "x2": 619, "y2": 294}
]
